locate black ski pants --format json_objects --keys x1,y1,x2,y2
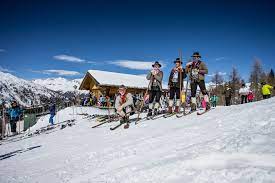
[
  {"x1": 149, "y1": 90, "x2": 161, "y2": 103},
  {"x1": 263, "y1": 94, "x2": 271, "y2": 99},
  {"x1": 10, "y1": 117, "x2": 19, "y2": 133},
  {"x1": 212, "y1": 101, "x2": 217, "y2": 107},
  {"x1": 169, "y1": 87, "x2": 180, "y2": 100},
  {"x1": 225, "y1": 97, "x2": 231, "y2": 106},
  {"x1": 241, "y1": 95, "x2": 247, "y2": 104},
  {"x1": 191, "y1": 80, "x2": 207, "y2": 97}
]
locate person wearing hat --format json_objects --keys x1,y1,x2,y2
[
  {"x1": 168, "y1": 58, "x2": 187, "y2": 113},
  {"x1": 239, "y1": 83, "x2": 249, "y2": 104},
  {"x1": 49, "y1": 102, "x2": 56, "y2": 125},
  {"x1": 7, "y1": 101, "x2": 22, "y2": 135},
  {"x1": 115, "y1": 85, "x2": 134, "y2": 127},
  {"x1": 223, "y1": 83, "x2": 233, "y2": 106},
  {"x1": 261, "y1": 82, "x2": 273, "y2": 99},
  {"x1": 146, "y1": 61, "x2": 163, "y2": 117},
  {"x1": 186, "y1": 52, "x2": 209, "y2": 111}
]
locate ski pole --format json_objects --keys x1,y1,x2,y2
[
  {"x1": 136, "y1": 78, "x2": 152, "y2": 123},
  {"x1": 179, "y1": 49, "x2": 183, "y2": 111},
  {"x1": 183, "y1": 74, "x2": 189, "y2": 115}
]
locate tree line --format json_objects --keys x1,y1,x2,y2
[{"x1": 209, "y1": 58, "x2": 275, "y2": 105}]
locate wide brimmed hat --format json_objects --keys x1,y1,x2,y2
[
  {"x1": 118, "y1": 84, "x2": 127, "y2": 90},
  {"x1": 174, "y1": 57, "x2": 183, "y2": 64},
  {"x1": 191, "y1": 52, "x2": 201, "y2": 58},
  {"x1": 152, "y1": 61, "x2": 162, "y2": 68}
]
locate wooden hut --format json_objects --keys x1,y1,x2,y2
[{"x1": 79, "y1": 70, "x2": 150, "y2": 99}]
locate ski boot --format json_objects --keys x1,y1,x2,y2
[
  {"x1": 123, "y1": 116, "x2": 130, "y2": 129},
  {"x1": 168, "y1": 107, "x2": 173, "y2": 114},
  {"x1": 147, "y1": 109, "x2": 153, "y2": 117},
  {"x1": 206, "y1": 102, "x2": 211, "y2": 111},
  {"x1": 153, "y1": 108, "x2": 159, "y2": 116},
  {"x1": 174, "y1": 106, "x2": 180, "y2": 113},
  {"x1": 190, "y1": 103, "x2": 196, "y2": 112}
]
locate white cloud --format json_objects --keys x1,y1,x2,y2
[
  {"x1": 110, "y1": 60, "x2": 165, "y2": 70},
  {"x1": 207, "y1": 72, "x2": 227, "y2": 77},
  {"x1": 44, "y1": 70, "x2": 81, "y2": 76},
  {"x1": 30, "y1": 69, "x2": 81, "y2": 76},
  {"x1": 54, "y1": 54, "x2": 94, "y2": 64},
  {"x1": 0, "y1": 66, "x2": 14, "y2": 73},
  {"x1": 0, "y1": 49, "x2": 6, "y2": 52},
  {"x1": 215, "y1": 57, "x2": 226, "y2": 61}
]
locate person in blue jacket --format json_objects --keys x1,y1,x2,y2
[
  {"x1": 49, "y1": 103, "x2": 56, "y2": 125},
  {"x1": 7, "y1": 101, "x2": 22, "y2": 134}
]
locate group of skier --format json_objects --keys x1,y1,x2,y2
[
  {"x1": 114, "y1": 52, "x2": 210, "y2": 126},
  {"x1": 113, "y1": 51, "x2": 275, "y2": 127}
]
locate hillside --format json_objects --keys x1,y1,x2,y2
[
  {"x1": 0, "y1": 71, "x2": 61, "y2": 106},
  {"x1": 0, "y1": 97, "x2": 275, "y2": 182}
]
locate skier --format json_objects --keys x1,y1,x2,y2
[
  {"x1": 247, "y1": 91, "x2": 254, "y2": 102},
  {"x1": 146, "y1": 61, "x2": 163, "y2": 117},
  {"x1": 115, "y1": 85, "x2": 134, "y2": 128},
  {"x1": 239, "y1": 83, "x2": 249, "y2": 104},
  {"x1": 49, "y1": 102, "x2": 56, "y2": 125},
  {"x1": 261, "y1": 82, "x2": 273, "y2": 99},
  {"x1": 7, "y1": 101, "x2": 22, "y2": 135},
  {"x1": 210, "y1": 93, "x2": 218, "y2": 107},
  {"x1": 168, "y1": 58, "x2": 186, "y2": 113},
  {"x1": 223, "y1": 83, "x2": 232, "y2": 106},
  {"x1": 186, "y1": 52, "x2": 209, "y2": 111}
]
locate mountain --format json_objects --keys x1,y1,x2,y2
[
  {"x1": 32, "y1": 77, "x2": 83, "y2": 93},
  {"x1": 1, "y1": 97, "x2": 275, "y2": 182},
  {"x1": 0, "y1": 71, "x2": 62, "y2": 106}
]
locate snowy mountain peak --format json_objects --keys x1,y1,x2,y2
[
  {"x1": 32, "y1": 77, "x2": 83, "y2": 92},
  {"x1": 0, "y1": 71, "x2": 60, "y2": 106}
]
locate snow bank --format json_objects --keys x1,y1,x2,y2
[{"x1": 1, "y1": 98, "x2": 275, "y2": 183}]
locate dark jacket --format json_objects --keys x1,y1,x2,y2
[
  {"x1": 168, "y1": 67, "x2": 187, "y2": 89},
  {"x1": 223, "y1": 87, "x2": 233, "y2": 98},
  {"x1": 186, "y1": 60, "x2": 208, "y2": 82},
  {"x1": 146, "y1": 70, "x2": 163, "y2": 91},
  {"x1": 49, "y1": 104, "x2": 56, "y2": 115}
]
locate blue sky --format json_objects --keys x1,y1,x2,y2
[{"x1": 0, "y1": 0, "x2": 275, "y2": 82}]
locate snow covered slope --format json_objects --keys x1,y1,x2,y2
[
  {"x1": 33, "y1": 77, "x2": 83, "y2": 93},
  {"x1": 0, "y1": 71, "x2": 60, "y2": 106},
  {"x1": 1, "y1": 98, "x2": 275, "y2": 183}
]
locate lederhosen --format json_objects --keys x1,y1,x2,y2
[
  {"x1": 190, "y1": 61, "x2": 207, "y2": 97},
  {"x1": 149, "y1": 76, "x2": 161, "y2": 104}
]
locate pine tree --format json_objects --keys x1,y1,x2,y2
[
  {"x1": 229, "y1": 67, "x2": 241, "y2": 104},
  {"x1": 211, "y1": 71, "x2": 224, "y2": 89},
  {"x1": 267, "y1": 69, "x2": 275, "y2": 85},
  {"x1": 267, "y1": 69, "x2": 275, "y2": 96},
  {"x1": 249, "y1": 59, "x2": 264, "y2": 101}
]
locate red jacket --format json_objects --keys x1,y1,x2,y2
[{"x1": 247, "y1": 92, "x2": 254, "y2": 100}]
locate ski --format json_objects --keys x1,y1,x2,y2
[
  {"x1": 110, "y1": 123, "x2": 124, "y2": 130},
  {"x1": 197, "y1": 109, "x2": 211, "y2": 115},
  {"x1": 176, "y1": 110, "x2": 195, "y2": 118},
  {"x1": 176, "y1": 111, "x2": 185, "y2": 118},
  {"x1": 163, "y1": 113, "x2": 176, "y2": 118},
  {"x1": 135, "y1": 116, "x2": 150, "y2": 125},
  {"x1": 92, "y1": 121, "x2": 109, "y2": 128}
]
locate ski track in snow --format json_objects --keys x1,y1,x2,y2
[{"x1": 1, "y1": 99, "x2": 275, "y2": 183}]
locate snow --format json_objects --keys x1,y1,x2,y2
[
  {"x1": 88, "y1": 69, "x2": 168, "y2": 89},
  {"x1": 33, "y1": 77, "x2": 84, "y2": 93},
  {"x1": 1, "y1": 98, "x2": 275, "y2": 183},
  {"x1": 0, "y1": 71, "x2": 59, "y2": 106}
]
